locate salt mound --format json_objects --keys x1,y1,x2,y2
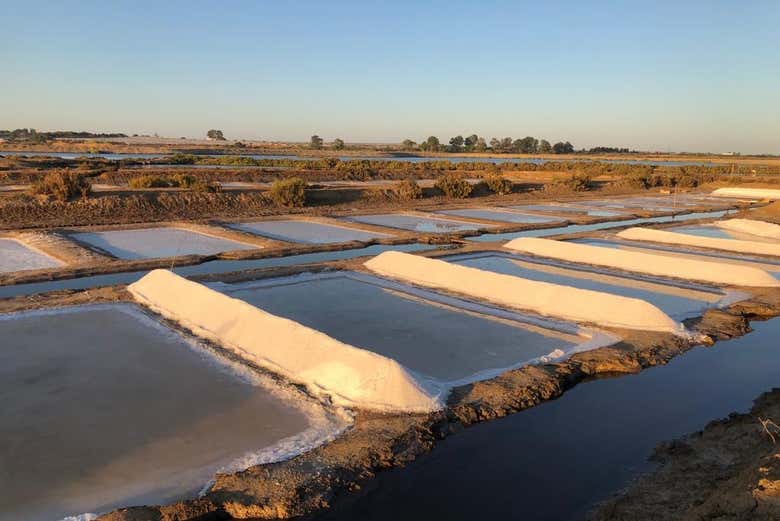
[
  {"x1": 505, "y1": 237, "x2": 779, "y2": 288},
  {"x1": 711, "y1": 187, "x2": 780, "y2": 200},
  {"x1": 364, "y1": 251, "x2": 683, "y2": 333},
  {"x1": 715, "y1": 219, "x2": 780, "y2": 240},
  {"x1": 617, "y1": 227, "x2": 780, "y2": 258},
  {"x1": 129, "y1": 270, "x2": 442, "y2": 412}
]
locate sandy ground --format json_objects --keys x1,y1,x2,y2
[{"x1": 0, "y1": 304, "x2": 317, "y2": 521}]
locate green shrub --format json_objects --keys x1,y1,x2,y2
[
  {"x1": 435, "y1": 173, "x2": 472, "y2": 198},
  {"x1": 30, "y1": 171, "x2": 92, "y2": 201},
  {"x1": 395, "y1": 178, "x2": 423, "y2": 200},
  {"x1": 269, "y1": 177, "x2": 307, "y2": 207},
  {"x1": 484, "y1": 174, "x2": 513, "y2": 195}
]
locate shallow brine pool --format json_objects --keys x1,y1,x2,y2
[
  {"x1": 71, "y1": 227, "x2": 257, "y2": 259},
  {"x1": 0, "y1": 238, "x2": 63, "y2": 273},
  {"x1": 509, "y1": 204, "x2": 624, "y2": 217},
  {"x1": 343, "y1": 214, "x2": 493, "y2": 233},
  {"x1": 0, "y1": 304, "x2": 336, "y2": 521},
  {"x1": 435, "y1": 208, "x2": 561, "y2": 224},
  {"x1": 220, "y1": 273, "x2": 591, "y2": 384},
  {"x1": 445, "y1": 252, "x2": 734, "y2": 319},
  {"x1": 229, "y1": 219, "x2": 391, "y2": 244}
]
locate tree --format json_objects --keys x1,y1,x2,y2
[
  {"x1": 421, "y1": 135, "x2": 440, "y2": 152},
  {"x1": 474, "y1": 137, "x2": 487, "y2": 152},
  {"x1": 552, "y1": 141, "x2": 575, "y2": 154},
  {"x1": 489, "y1": 137, "x2": 501, "y2": 151},
  {"x1": 310, "y1": 135, "x2": 323, "y2": 149},
  {"x1": 206, "y1": 129, "x2": 225, "y2": 140},
  {"x1": 539, "y1": 139, "x2": 552, "y2": 153},
  {"x1": 513, "y1": 136, "x2": 539, "y2": 154},
  {"x1": 448, "y1": 135, "x2": 464, "y2": 151},
  {"x1": 333, "y1": 138, "x2": 345, "y2": 150},
  {"x1": 401, "y1": 139, "x2": 417, "y2": 150},
  {"x1": 464, "y1": 134, "x2": 479, "y2": 151}
]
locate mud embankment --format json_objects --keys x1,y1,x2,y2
[{"x1": 590, "y1": 388, "x2": 780, "y2": 521}]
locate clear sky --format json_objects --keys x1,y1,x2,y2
[{"x1": 2, "y1": 0, "x2": 778, "y2": 153}]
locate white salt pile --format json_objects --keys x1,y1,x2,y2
[
  {"x1": 714, "y1": 219, "x2": 780, "y2": 240},
  {"x1": 617, "y1": 227, "x2": 780, "y2": 258},
  {"x1": 505, "y1": 237, "x2": 780, "y2": 288},
  {"x1": 711, "y1": 187, "x2": 780, "y2": 200},
  {"x1": 129, "y1": 269, "x2": 443, "y2": 412},
  {"x1": 364, "y1": 251, "x2": 683, "y2": 333}
]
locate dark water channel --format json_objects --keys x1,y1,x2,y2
[{"x1": 316, "y1": 318, "x2": 780, "y2": 521}]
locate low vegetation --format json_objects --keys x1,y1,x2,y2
[
  {"x1": 269, "y1": 177, "x2": 307, "y2": 207},
  {"x1": 548, "y1": 172, "x2": 593, "y2": 192},
  {"x1": 29, "y1": 171, "x2": 92, "y2": 201},
  {"x1": 395, "y1": 178, "x2": 423, "y2": 200},
  {"x1": 127, "y1": 173, "x2": 221, "y2": 192},
  {"x1": 435, "y1": 173, "x2": 472, "y2": 198},
  {"x1": 484, "y1": 174, "x2": 513, "y2": 195}
]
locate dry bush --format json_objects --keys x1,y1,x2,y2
[
  {"x1": 269, "y1": 177, "x2": 307, "y2": 207},
  {"x1": 395, "y1": 178, "x2": 423, "y2": 200},
  {"x1": 484, "y1": 174, "x2": 513, "y2": 195},
  {"x1": 548, "y1": 172, "x2": 592, "y2": 192},
  {"x1": 128, "y1": 175, "x2": 171, "y2": 188},
  {"x1": 29, "y1": 171, "x2": 91, "y2": 201},
  {"x1": 435, "y1": 173, "x2": 472, "y2": 198}
]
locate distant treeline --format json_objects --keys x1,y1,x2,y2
[{"x1": 0, "y1": 128, "x2": 128, "y2": 142}]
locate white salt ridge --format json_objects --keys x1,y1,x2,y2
[
  {"x1": 506, "y1": 237, "x2": 780, "y2": 288},
  {"x1": 714, "y1": 219, "x2": 780, "y2": 240},
  {"x1": 711, "y1": 187, "x2": 780, "y2": 200},
  {"x1": 617, "y1": 227, "x2": 780, "y2": 258},
  {"x1": 364, "y1": 251, "x2": 683, "y2": 334},
  {"x1": 129, "y1": 270, "x2": 444, "y2": 412}
]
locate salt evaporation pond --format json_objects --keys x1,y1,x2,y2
[
  {"x1": 313, "y1": 317, "x2": 780, "y2": 521},
  {"x1": 0, "y1": 238, "x2": 63, "y2": 273},
  {"x1": 0, "y1": 243, "x2": 438, "y2": 300},
  {"x1": 71, "y1": 227, "x2": 257, "y2": 259},
  {"x1": 469, "y1": 209, "x2": 733, "y2": 242},
  {"x1": 229, "y1": 219, "x2": 391, "y2": 244},
  {"x1": 435, "y1": 208, "x2": 561, "y2": 224},
  {"x1": 0, "y1": 304, "x2": 330, "y2": 521},
  {"x1": 344, "y1": 214, "x2": 492, "y2": 233},
  {"x1": 667, "y1": 223, "x2": 779, "y2": 244},
  {"x1": 221, "y1": 273, "x2": 577, "y2": 383},
  {"x1": 509, "y1": 203, "x2": 624, "y2": 217},
  {"x1": 446, "y1": 252, "x2": 729, "y2": 319}
]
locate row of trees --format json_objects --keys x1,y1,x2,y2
[
  {"x1": 402, "y1": 135, "x2": 575, "y2": 154},
  {"x1": 0, "y1": 128, "x2": 127, "y2": 143}
]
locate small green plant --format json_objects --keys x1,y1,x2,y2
[
  {"x1": 30, "y1": 171, "x2": 92, "y2": 201},
  {"x1": 395, "y1": 178, "x2": 423, "y2": 200},
  {"x1": 484, "y1": 174, "x2": 513, "y2": 195},
  {"x1": 435, "y1": 173, "x2": 472, "y2": 198},
  {"x1": 269, "y1": 177, "x2": 307, "y2": 207}
]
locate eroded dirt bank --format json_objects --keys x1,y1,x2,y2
[
  {"x1": 86, "y1": 286, "x2": 780, "y2": 521},
  {"x1": 590, "y1": 388, "x2": 780, "y2": 521}
]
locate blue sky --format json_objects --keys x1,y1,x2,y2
[{"x1": 2, "y1": 1, "x2": 778, "y2": 153}]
